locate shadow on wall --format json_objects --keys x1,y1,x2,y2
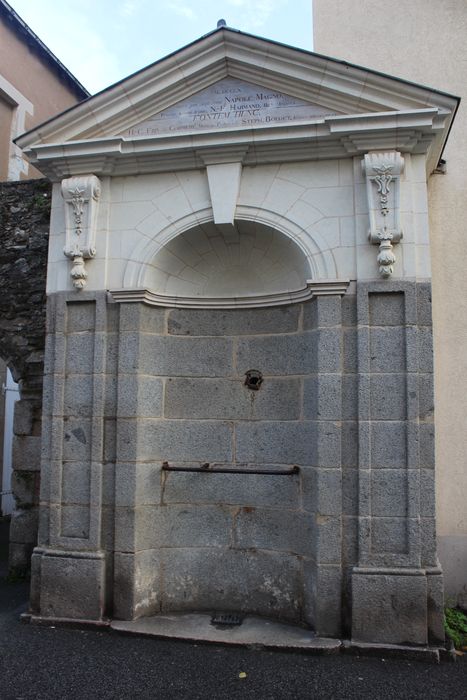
[{"x1": 145, "y1": 221, "x2": 311, "y2": 298}]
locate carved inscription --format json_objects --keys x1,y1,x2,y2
[{"x1": 122, "y1": 78, "x2": 338, "y2": 137}]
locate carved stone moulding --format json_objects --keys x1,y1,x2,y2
[
  {"x1": 362, "y1": 151, "x2": 404, "y2": 278},
  {"x1": 61, "y1": 174, "x2": 101, "y2": 290},
  {"x1": 108, "y1": 279, "x2": 350, "y2": 310}
]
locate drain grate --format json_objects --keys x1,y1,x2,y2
[{"x1": 211, "y1": 612, "x2": 243, "y2": 627}]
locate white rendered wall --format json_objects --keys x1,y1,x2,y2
[
  {"x1": 47, "y1": 155, "x2": 431, "y2": 297},
  {"x1": 313, "y1": 0, "x2": 467, "y2": 606}
]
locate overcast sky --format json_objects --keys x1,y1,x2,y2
[{"x1": 8, "y1": 0, "x2": 313, "y2": 94}]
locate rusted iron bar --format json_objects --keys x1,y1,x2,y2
[{"x1": 161, "y1": 464, "x2": 299, "y2": 475}]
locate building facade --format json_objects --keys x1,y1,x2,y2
[
  {"x1": 313, "y1": 0, "x2": 467, "y2": 610},
  {"x1": 17, "y1": 26, "x2": 457, "y2": 647}
]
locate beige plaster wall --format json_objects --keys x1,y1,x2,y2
[
  {"x1": 313, "y1": 0, "x2": 467, "y2": 605},
  {"x1": 0, "y1": 18, "x2": 85, "y2": 180}
]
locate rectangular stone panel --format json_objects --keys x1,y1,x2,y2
[
  {"x1": 352, "y1": 572, "x2": 427, "y2": 645},
  {"x1": 369, "y1": 327, "x2": 406, "y2": 372},
  {"x1": 370, "y1": 422, "x2": 407, "y2": 469},
  {"x1": 134, "y1": 505, "x2": 234, "y2": 550},
  {"x1": 62, "y1": 418, "x2": 92, "y2": 462},
  {"x1": 370, "y1": 470, "x2": 407, "y2": 517},
  {"x1": 120, "y1": 334, "x2": 234, "y2": 377},
  {"x1": 39, "y1": 553, "x2": 105, "y2": 620},
  {"x1": 371, "y1": 517, "x2": 408, "y2": 554},
  {"x1": 370, "y1": 374, "x2": 407, "y2": 420},
  {"x1": 236, "y1": 332, "x2": 314, "y2": 376},
  {"x1": 61, "y1": 462, "x2": 91, "y2": 504},
  {"x1": 117, "y1": 419, "x2": 233, "y2": 463},
  {"x1": 235, "y1": 421, "x2": 315, "y2": 466},
  {"x1": 66, "y1": 300, "x2": 96, "y2": 332},
  {"x1": 369, "y1": 292, "x2": 405, "y2": 326},
  {"x1": 162, "y1": 470, "x2": 300, "y2": 509},
  {"x1": 64, "y1": 333, "x2": 95, "y2": 375},
  {"x1": 164, "y1": 377, "x2": 301, "y2": 420},
  {"x1": 167, "y1": 305, "x2": 300, "y2": 336},
  {"x1": 60, "y1": 504, "x2": 90, "y2": 539}
]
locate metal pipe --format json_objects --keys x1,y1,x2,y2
[{"x1": 161, "y1": 464, "x2": 299, "y2": 476}]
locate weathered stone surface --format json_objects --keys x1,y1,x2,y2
[
  {"x1": 10, "y1": 470, "x2": 39, "y2": 506},
  {"x1": 0, "y1": 179, "x2": 49, "y2": 387},
  {"x1": 304, "y1": 563, "x2": 342, "y2": 636},
  {"x1": 352, "y1": 572, "x2": 428, "y2": 645},
  {"x1": 39, "y1": 553, "x2": 106, "y2": 620},
  {"x1": 117, "y1": 376, "x2": 163, "y2": 418},
  {"x1": 13, "y1": 399, "x2": 34, "y2": 435},
  {"x1": 234, "y1": 508, "x2": 314, "y2": 557},
  {"x1": 163, "y1": 470, "x2": 300, "y2": 508},
  {"x1": 370, "y1": 422, "x2": 407, "y2": 469},
  {"x1": 371, "y1": 517, "x2": 408, "y2": 554},
  {"x1": 164, "y1": 376, "x2": 301, "y2": 420},
  {"x1": 369, "y1": 292, "x2": 405, "y2": 326},
  {"x1": 117, "y1": 419, "x2": 233, "y2": 463},
  {"x1": 370, "y1": 374, "x2": 407, "y2": 420},
  {"x1": 303, "y1": 375, "x2": 341, "y2": 420},
  {"x1": 120, "y1": 333, "x2": 234, "y2": 376},
  {"x1": 371, "y1": 470, "x2": 407, "y2": 517},
  {"x1": 12, "y1": 435, "x2": 41, "y2": 471},
  {"x1": 119, "y1": 303, "x2": 166, "y2": 333},
  {"x1": 369, "y1": 327, "x2": 406, "y2": 372},
  {"x1": 236, "y1": 332, "x2": 314, "y2": 376},
  {"x1": 9, "y1": 508, "x2": 39, "y2": 544},
  {"x1": 168, "y1": 305, "x2": 300, "y2": 336},
  {"x1": 114, "y1": 550, "x2": 161, "y2": 619},
  {"x1": 161, "y1": 548, "x2": 303, "y2": 622},
  {"x1": 303, "y1": 295, "x2": 341, "y2": 329}
]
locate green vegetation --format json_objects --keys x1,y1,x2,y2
[{"x1": 444, "y1": 607, "x2": 467, "y2": 650}]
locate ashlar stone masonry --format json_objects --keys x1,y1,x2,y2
[{"x1": 16, "y1": 26, "x2": 457, "y2": 647}]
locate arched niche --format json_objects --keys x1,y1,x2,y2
[{"x1": 142, "y1": 220, "x2": 311, "y2": 301}]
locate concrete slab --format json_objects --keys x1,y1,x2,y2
[{"x1": 111, "y1": 612, "x2": 341, "y2": 653}]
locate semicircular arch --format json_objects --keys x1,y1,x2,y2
[{"x1": 122, "y1": 205, "x2": 337, "y2": 290}]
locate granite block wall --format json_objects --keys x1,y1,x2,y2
[
  {"x1": 31, "y1": 282, "x2": 442, "y2": 645},
  {"x1": 113, "y1": 295, "x2": 343, "y2": 632}
]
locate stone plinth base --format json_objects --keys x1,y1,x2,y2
[
  {"x1": 351, "y1": 568, "x2": 444, "y2": 646},
  {"x1": 30, "y1": 548, "x2": 106, "y2": 620}
]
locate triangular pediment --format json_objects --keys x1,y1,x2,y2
[
  {"x1": 120, "y1": 78, "x2": 341, "y2": 138},
  {"x1": 16, "y1": 26, "x2": 458, "y2": 178}
]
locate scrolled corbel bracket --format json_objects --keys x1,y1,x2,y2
[
  {"x1": 61, "y1": 174, "x2": 101, "y2": 290},
  {"x1": 362, "y1": 151, "x2": 404, "y2": 278}
]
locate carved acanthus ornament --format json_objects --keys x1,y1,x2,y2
[
  {"x1": 61, "y1": 175, "x2": 101, "y2": 290},
  {"x1": 362, "y1": 152, "x2": 404, "y2": 278}
]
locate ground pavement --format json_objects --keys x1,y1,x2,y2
[{"x1": 0, "y1": 519, "x2": 466, "y2": 700}]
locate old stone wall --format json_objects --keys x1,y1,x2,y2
[
  {"x1": 0, "y1": 178, "x2": 50, "y2": 571},
  {"x1": 31, "y1": 281, "x2": 442, "y2": 644}
]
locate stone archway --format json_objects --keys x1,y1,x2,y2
[
  {"x1": 109, "y1": 219, "x2": 347, "y2": 631},
  {"x1": 0, "y1": 178, "x2": 50, "y2": 572},
  {"x1": 144, "y1": 220, "x2": 312, "y2": 299}
]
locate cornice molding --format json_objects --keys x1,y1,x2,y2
[
  {"x1": 108, "y1": 279, "x2": 350, "y2": 310},
  {"x1": 16, "y1": 29, "x2": 457, "y2": 164},
  {"x1": 21, "y1": 107, "x2": 447, "y2": 180}
]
